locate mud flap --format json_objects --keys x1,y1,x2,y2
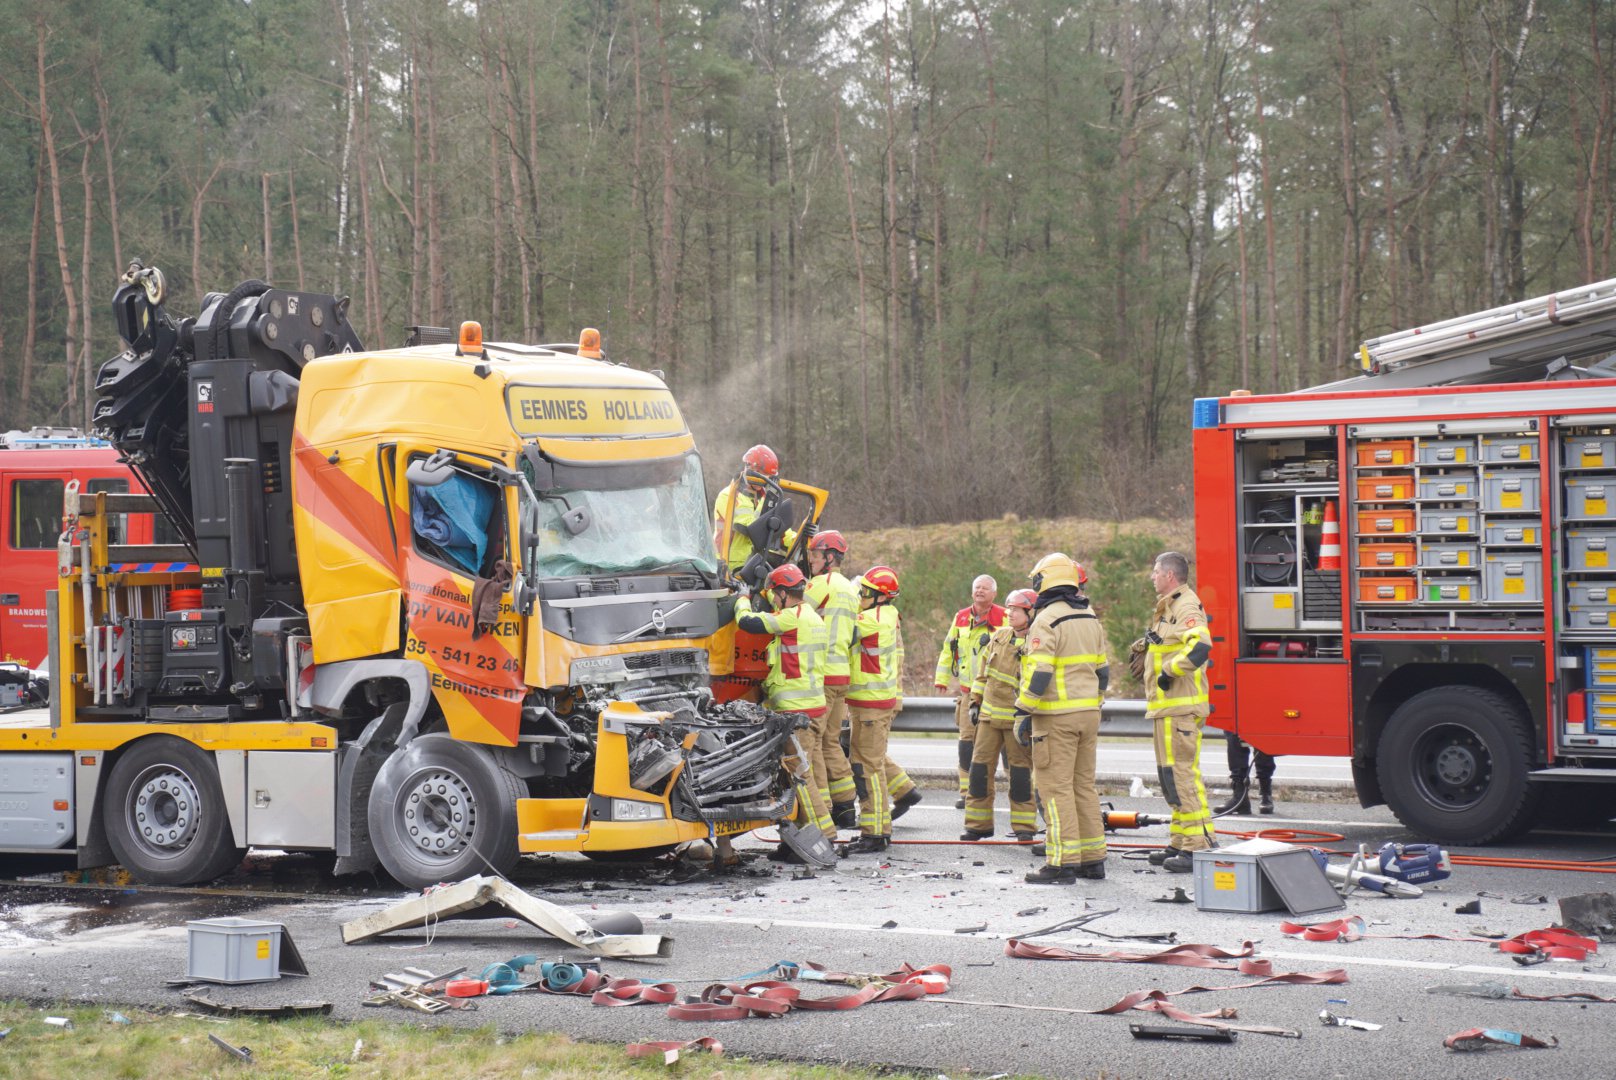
[{"x1": 778, "y1": 819, "x2": 837, "y2": 868}]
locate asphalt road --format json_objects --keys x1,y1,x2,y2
[{"x1": 4, "y1": 792, "x2": 1616, "y2": 1079}]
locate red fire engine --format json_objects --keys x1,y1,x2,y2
[
  {"x1": 0, "y1": 428, "x2": 172, "y2": 669},
  {"x1": 1193, "y1": 278, "x2": 1616, "y2": 844}
]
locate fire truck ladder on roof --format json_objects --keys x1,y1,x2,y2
[{"x1": 1309, "y1": 277, "x2": 1616, "y2": 393}]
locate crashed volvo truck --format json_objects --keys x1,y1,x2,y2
[{"x1": 0, "y1": 263, "x2": 804, "y2": 889}]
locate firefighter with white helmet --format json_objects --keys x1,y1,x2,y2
[
  {"x1": 1138, "y1": 551, "x2": 1215, "y2": 872},
  {"x1": 962, "y1": 587, "x2": 1039, "y2": 842},
  {"x1": 843, "y1": 565, "x2": 904, "y2": 856},
  {"x1": 735, "y1": 561, "x2": 831, "y2": 857},
  {"x1": 935, "y1": 575, "x2": 1006, "y2": 807},
  {"x1": 1015, "y1": 553, "x2": 1110, "y2": 884}
]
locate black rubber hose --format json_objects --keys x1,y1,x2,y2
[{"x1": 209, "y1": 278, "x2": 272, "y2": 360}]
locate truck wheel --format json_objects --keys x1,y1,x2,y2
[
  {"x1": 1376, "y1": 686, "x2": 1541, "y2": 845},
  {"x1": 368, "y1": 734, "x2": 524, "y2": 890},
  {"x1": 104, "y1": 737, "x2": 243, "y2": 885}
]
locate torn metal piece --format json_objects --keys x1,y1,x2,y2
[
  {"x1": 1320, "y1": 1009, "x2": 1382, "y2": 1031},
  {"x1": 1425, "y1": 982, "x2": 1510, "y2": 999},
  {"x1": 954, "y1": 924, "x2": 988, "y2": 935},
  {"x1": 183, "y1": 989, "x2": 334, "y2": 1018},
  {"x1": 1153, "y1": 887, "x2": 1192, "y2": 904},
  {"x1": 339, "y1": 875, "x2": 671, "y2": 957},
  {"x1": 362, "y1": 988, "x2": 455, "y2": 1013},
  {"x1": 1559, "y1": 892, "x2": 1616, "y2": 942},
  {"x1": 1130, "y1": 1023, "x2": 1236, "y2": 1043},
  {"x1": 207, "y1": 1033, "x2": 253, "y2": 1063},
  {"x1": 1454, "y1": 900, "x2": 1481, "y2": 915}
]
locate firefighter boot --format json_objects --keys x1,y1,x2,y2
[
  {"x1": 1213, "y1": 769, "x2": 1251, "y2": 816},
  {"x1": 831, "y1": 802, "x2": 858, "y2": 829},
  {"x1": 1258, "y1": 776, "x2": 1275, "y2": 815},
  {"x1": 1025, "y1": 864, "x2": 1078, "y2": 885},
  {"x1": 841, "y1": 835, "x2": 890, "y2": 857},
  {"x1": 892, "y1": 789, "x2": 923, "y2": 821}
]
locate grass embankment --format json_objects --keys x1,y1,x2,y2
[
  {"x1": 841, "y1": 517, "x2": 1192, "y2": 698},
  {"x1": 0, "y1": 1002, "x2": 915, "y2": 1079}
]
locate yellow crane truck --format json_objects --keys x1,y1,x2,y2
[{"x1": 0, "y1": 264, "x2": 807, "y2": 889}]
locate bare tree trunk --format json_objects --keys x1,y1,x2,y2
[
  {"x1": 653, "y1": 0, "x2": 678, "y2": 368},
  {"x1": 960, "y1": 0, "x2": 998, "y2": 402},
  {"x1": 1331, "y1": 12, "x2": 1359, "y2": 374},
  {"x1": 262, "y1": 173, "x2": 275, "y2": 280},
  {"x1": 1255, "y1": 49, "x2": 1281, "y2": 390},
  {"x1": 36, "y1": 20, "x2": 82, "y2": 421},
  {"x1": 78, "y1": 130, "x2": 95, "y2": 422},
  {"x1": 882, "y1": 0, "x2": 901, "y2": 449},
  {"x1": 92, "y1": 71, "x2": 122, "y2": 274},
  {"x1": 333, "y1": 0, "x2": 356, "y2": 293},
  {"x1": 189, "y1": 161, "x2": 225, "y2": 303},
  {"x1": 835, "y1": 100, "x2": 872, "y2": 474},
  {"x1": 425, "y1": 35, "x2": 443, "y2": 325},
  {"x1": 22, "y1": 150, "x2": 44, "y2": 416},
  {"x1": 287, "y1": 171, "x2": 307, "y2": 290},
  {"x1": 356, "y1": 32, "x2": 382, "y2": 345},
  {"x1": 408, "y1": 35, "x2": 424, "y2": 322},
  {"x1": 905, "y1": 9, "x2": 927, "y2": 429}
]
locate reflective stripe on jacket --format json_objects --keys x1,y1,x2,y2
[
  {"x1": 848, "y1": 602, "x2": 902, "y2": 709},
  {"x1": 1144, "y1": 586, "x2": 1211, "y2": 718},
  {"x1": 806, "y1": 570, "x2": 859, "y2": 685},
  {"x1": 971, "y1": 623, "x2": 1024, "y2": 726},
  {"x1": 1016, "y1": 598, "x2": 1109, "y2": 715}
]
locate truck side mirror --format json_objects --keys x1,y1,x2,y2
[{"x1": 405, "y1": 449, "x2": 456, "y2": 487}]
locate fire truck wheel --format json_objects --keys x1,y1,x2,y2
[
  {"x1": 1376, "y1": 686, "x2": 1541, "y2": 845},
  {"x1": 104, "y1": 736, "x2": 244, "y2": 885},
  {"x1": 368, "y1": 734, "x2": 524, "y2": 890}
]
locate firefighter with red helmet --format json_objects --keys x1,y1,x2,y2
[
  {"x1": 713, "y1": 444, "x2": 801, "y2": 583},
  {"x1": 962, "y1": 588, "x2": 1039, "y2": 841},
  {"x1": 808, "y1": 531, "x2": 921, "y2": 831},
  {"x1": 735, "y1": 561, "x2": 831, "y2": 854},
  {"x1": 843, "y1": 565, "x2": 904, "y2": 855},
  {"x1": 1016, "y1": 553, "x2": 1110, "y2": 884},
  {"x1": 935, "y1": 575, "x2": 1006, "y2": 808}
]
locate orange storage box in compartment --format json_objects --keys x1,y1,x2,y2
[
  {"x1": 1354, "y1": 475, "x2": 1415, "y2": 502},
  {"x1": 1357, "y1": 575, "x2": 1418, "y2": 603},
  {"x1": 1357, "y1": 508, "x2": 1416, "y2": 535},
  {"x1": 1355, "y1": 441, "x2": 1414, "y2": 467},
  {"x1": 1357, "y1": 541, "x2": 1415, "y2": 569}
]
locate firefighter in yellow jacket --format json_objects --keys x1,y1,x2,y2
[
  {"x1": 935, "y1": 576, "x2": 1006, "y2": 806},
  {"x1": 712, "y1": 444, "x2": 798, "y2": 583},
  {"x1": 843, "y1": 565, "x2": 904, "y2": 856},
  {"x1": 804, "y1": 530, "x2": 859, "y2": 833},
  {"x1": 735, "y1": 562, "x2": 830, "y2": 856},
  {"x1": 1137, "y1": 550, "x2": 1214, "y2": 873},
  {"x1": 1015, "y1": 553, "x2": 1109, "y2": 883},
  {"x1": 962, "y1": 588, "x2": 1038, "y2": 842}
]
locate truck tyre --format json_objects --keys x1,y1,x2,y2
[
  {"x1": 1376, "y1": 686, "x2": 1540, "y2": 845},
  {"x1": 104, "y1": 736, "x2": 243, "y2": 885},
  {"x1": 368, "y1": 734, "x2": 524, "y2": 890}
]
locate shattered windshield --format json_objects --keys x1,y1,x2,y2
[{"x1": 529, "y1": 452, "x2": 717, "y2": 579}]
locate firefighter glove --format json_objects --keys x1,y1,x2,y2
[
  {"x1": 1014, "y1": 711, "x2": 1032, "y2": 747},
  {"x1": 1156, "y1": 672, "x2": 1173, "y2": 692},
  {"x1": 968, "y1": 703, "x2": 981, "y2": 726},
  {"x1": 1128, "y1": 637, "x2": 1148, "y2": 681}
]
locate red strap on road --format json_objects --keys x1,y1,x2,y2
[
  {"x1": 1280, "y1": 916, "x2": 1499, "y2": 945},
  {"x1": 1497, "y1": 928, "x2": 1599, "y2": 961},
  {"x1": 590, "y1": 978, "x2": 680, "y2": 1007},
  {"x1": 659, "y1": 967, "x2": 944, "y2": 1021},
  {"x1": 1004, "y1": 938, "x2": 1258, "y2": 968},
  {"x1": 625, "y1": 1037, "x2": 723, "y2": 1063},
  {"x1": 536, "y1": 968, "x2": 609, "y2": 996}
]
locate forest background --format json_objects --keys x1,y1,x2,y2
[{"x1": 3, "y1": 0, "x2": 1613, "y2": 534}]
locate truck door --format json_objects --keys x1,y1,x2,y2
[
  {"x1": 400, "y1": 452, "x2": 526, "y2": 745},
  {"x1": 1, "y1": 473, "x2": 66, "y2": 666}
]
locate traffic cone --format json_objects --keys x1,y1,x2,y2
[{"x1": 1318, "y1": 500, "x2": 1342, "y2": 570}]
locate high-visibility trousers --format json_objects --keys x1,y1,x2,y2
[
  {"x1": 848, "y1": 704, "x2": 897, "y2": 837},
  {"x1": 1153, "y1": 711, "x2": 1214, "y2": 852},
  {"x1": 1030, "y1": 710, "x2": 1106, "y2": 868}
]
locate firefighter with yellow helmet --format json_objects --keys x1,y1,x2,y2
[
  {"x1": 843, "y1": 565, "x2": 904, "y2": 856},
  {"x1": 1015, "y1": 553, "x2": 1110, "y2": 884},
  {"x1": 1137, "y1": 550, "x2": 1215, "y2": 872},
  {"x1": 962, "y1": 588, "x2": 1039, "y2": 842},
  {"x1": 734, "y1": 562, "x2": 831, "y2": 856}
]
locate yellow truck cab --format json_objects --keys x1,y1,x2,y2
[{"x1": 0, "y1": 266, "x2": 802, "y2": 889}]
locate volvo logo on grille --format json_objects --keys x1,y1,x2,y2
[{"x1": 650, "y1": 608, "x2": 667, "y2": 632}]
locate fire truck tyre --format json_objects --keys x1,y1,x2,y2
[
  {"x1": 104, "y1": 737, "x2": 244, "y2": 885},
  {"x1": 368, "y1": 734, "x2": 524, "y2": 890},
  {"x1": 1376, "y1": 686, "x2": 1541, "y2": 845}
]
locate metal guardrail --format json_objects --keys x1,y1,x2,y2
[{"x1": 893, "y1": 696, "x2": 1196, "y2": 739}]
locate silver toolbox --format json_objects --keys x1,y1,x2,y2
[
  {"x1": 1563, "y1": 434, "x2": 1616, "y2": 470},
  {"x1": 1418, "y1": 509, "x2": 1477, "y2": 535},
  {"x1": 1565, "y1": 476, "x2": 1616, "y2": 520},
  {"x1": 1418, "y1": 437, "x2": 1475, "y2": 465},
  {"x1": 1481, "y1": 469, "x2": 1541, "y2": 513},
  {"x1": 1568, "y1": 528, "x2": 1616, "y2": 572},
  {"x1": 1480, "y1": 434, "x2": 1538, "y2": 463},
  {"x1": 0, "y1": 753, "x2": 73, "y2": 849},
  {"x1": 1418, "y1": 542, "x2": 1478, "y2": 569},
  {"x1": 187, "y1": 917, "x2": 284, "y2": 984},
  {"x1": 1417, "y1": 474, "x2": 1476, "y2": 500},
  {"x1": 1483, "y1": 521, "x2": 1541, "y2": 546},
  {"x1": 1569, "y1": 604, "x2": 1616, "y2": 630},
  {"x1": 1420, "y1": 574, "x2": 1480, "y2": 603},
  {"x1": 1483, "y1": 553, "x2": 1542, "y2": 603},
  {"x1": 1568, "y1": 580, "x2": 1616, "y2": 607}
]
